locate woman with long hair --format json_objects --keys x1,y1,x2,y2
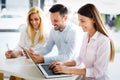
[
  {"x1": 49, "y1": 3, "x2": 115, "y2": 80},
  {"x1": 5, "y1": 6, "x2": 49, "y2": 58}
]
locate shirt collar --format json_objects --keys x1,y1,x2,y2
[
  {"x1": 62, "y1": 21, "x2": 69, "y2": 32},
  {"x1": 90, "y1": 31, "x2": 99, "y2": 40},
  {"x1": 86, "y1": 31, "x2": 99, "y2": 40},
  {"x1": 34, "y1": 29, "x2": 39, "y2": 33}
]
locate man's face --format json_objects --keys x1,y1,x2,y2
[{"x1": 50, "y1": 12, "x2": 65, "y2": 32}]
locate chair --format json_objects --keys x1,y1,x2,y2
[
  {"x1": 0, "y1": 73, "x2": 4, "y2": 80},
  {"x1": 9, "y1": 75, "x2": 25, "y2": 80}
]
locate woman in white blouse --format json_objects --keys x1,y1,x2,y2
[
  {"x1": 5, "y1": 6, "x2": 49, "y2": 58},
  {"x1": 49, "y1": 4, "x2": 115, "y2": 80}
]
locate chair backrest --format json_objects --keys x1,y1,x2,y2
[{"x1": 0, "y1": 73, "x2": 3, "y2": 80}]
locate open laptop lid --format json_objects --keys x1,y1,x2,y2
[{"x1": 19, "y1": 45, "x2": 72, "y2": 79}]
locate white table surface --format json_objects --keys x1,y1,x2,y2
[{"x1": 0, "y1": 57, "x2": 79, "y2": 80}]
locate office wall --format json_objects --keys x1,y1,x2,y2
[{"x1": 6, "y1": 0, "x2": 29, "y2": 10}]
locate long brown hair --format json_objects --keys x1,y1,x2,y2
[
  {"x1": 77, "y1": 3, "x2": 115, "y2": 62},
  {"x1": 27, "y1": 6, "x2": 45, "y2": 47}
]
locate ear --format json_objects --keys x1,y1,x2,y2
[
  {"x1": 92, "y1": 18, "x2": 95, "y2": 23},
  {"x1": 63, "y1": 15, "x2": 68, "y2": 21}
]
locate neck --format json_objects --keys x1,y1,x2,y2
[
  {"x1": 88, "y1": 29, "x2": 96, "y2": 43},
  {"x1": 89, "y1": 29, "x2": 96, "y2": 38}
]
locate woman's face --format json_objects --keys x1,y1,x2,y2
[
  {"x1": 29, "y1": 13, "x2": 41, "y2": 30},
  {"x1": 78, "y1": 14, "x2": 95, "y2": 32}
]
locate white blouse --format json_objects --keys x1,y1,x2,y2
[
  {"x1": 14, "y1": 27, "x2": 49, "y2": 51},
  {"x1": 75, "y1": 31, "x2": 111, "y2": 80}
]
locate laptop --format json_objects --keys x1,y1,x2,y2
[
  {"x1": 19, "y1": 45, "x2": 72, "y2": 78},
  {"x1": 37, "y1": 63, "x2": 72, "y2": 78}
]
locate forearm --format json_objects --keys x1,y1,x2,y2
[
  {"x1": 63, "y1": 60, "x2": 76, "y2": 66},
  {"x1": 66, "y1": 68, "x2": 86, "y2": 76},
  {"x1": 44, "y1": 54, "x2": 69, "y2": 63},
  {"x1": 15, "y1": 51, "x2": 23, "y2": 57}
]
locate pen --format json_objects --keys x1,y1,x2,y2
[{"x1": 6, "y1": 43, "x2": 9, "y2": 50}]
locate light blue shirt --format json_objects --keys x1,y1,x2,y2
[{"x1": 36, "y1": 22, "x2": 83, "y2": 63}]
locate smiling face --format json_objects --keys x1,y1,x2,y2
[
  {"x1": 50, "y1": 12, "x2": 67, "y2": 32},
  {"x1": 29, "y1": 13, "x2": 41, "y2": 30},
  {"x1": 78, "y1": 14, "x2": 95, "y2": 33}
]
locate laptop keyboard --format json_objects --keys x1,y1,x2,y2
[{"x1": 41, "y1": 65, "x2": 64, "y2": 76}]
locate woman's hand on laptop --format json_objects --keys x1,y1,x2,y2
[
  {"x1": 49, "y1": 62, "x2": 69, "y2": 74},
  {"x1": 49, "y1": 62, "x2": 64, "y2": 70}
]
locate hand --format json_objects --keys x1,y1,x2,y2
[
  {"x1": 49, "y1": 62, "x2": 68, "y2": 74},
  {"x1": 49, "y1": 62, "x2": 64, "y2": 70},
  {"x1": 52, "y1": 63, "x2": 68, "y2": 74},
  {"x1": 29, "y1": 49, "x2": 44, "y2": 63},
  {"x1": 17, "y1": 51, "x2": 24, "y2": 56},
  {"x1": 5, "y1": 50, "x2": 17, "y2": 59},
  {"x1": 30, "y1": 54, "x2": 44, "y2": 64},
  {"x1": 22, "y1": 48, "x2": 30, "y2": 59}
]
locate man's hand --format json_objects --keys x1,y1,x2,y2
[{"x1": 29, "y1": 49, "x2": 44, "y2": 64}]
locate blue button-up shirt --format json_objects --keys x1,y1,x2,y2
[{"x1": 36, "y1": 22, "x2": 83, "y2": 63}]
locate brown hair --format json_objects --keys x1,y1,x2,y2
[{"x1": 77, "y1": 3, "x2": 115, "y2": 62}]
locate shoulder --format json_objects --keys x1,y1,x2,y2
[
  {"x1": 49, "y1": 27, "x2": 56, "y2": 34},
  {"x1": 97, "y1": 32, "x2": 110, "y2": 44},
  {"x1": 68, "y1": 22, "x2": 78, "y2": 28},
  {"x1": 19, "y1": 24, "x2": 27, "y2": 31},
  {"x1": 68, "y1": 23, "x2": 83, "y2": 35},
  {"x1": 19, "y1": 24, "x2": 27, "y2": 32},
  {"x1": 66, "y1": 22, "x2": 75, "y2": 30},
  {"x1": 19, "y1": 25, "x2": 27, "y2": 35}
]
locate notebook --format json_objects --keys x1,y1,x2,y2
[{"x1": 19, "y1": 45, "x2": 72, "y2": 78}]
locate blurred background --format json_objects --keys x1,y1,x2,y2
[
  {"x1": 0, "y1": 0, "x2": 120, "y2": 80},
  {"x1": 0, "y1": 0, "x2": 120, "y2": 31}
]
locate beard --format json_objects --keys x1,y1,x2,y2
[{"x1": 54, "y1": 24, "x2": 63, "y2": 32}]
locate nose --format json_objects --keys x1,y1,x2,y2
[
  {"x1": 52, "y1": 22, "x2": 57, "y2": 27},
  {"x1": 52, "y1": 22, "x2": 54, "y2": 26},
  {"x1": 51, "y1": 20, "x2": 55, "y2": 25},
  {"x1": 32, "y1": 20, "x2": 36, "y2": 24},
  {"x1": 78, "y1": 22, "x2": 81, "y2": 26}
]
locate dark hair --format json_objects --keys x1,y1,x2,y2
[
  {"x1": 49, "y1": 4, "x2": 68, "y2": 16},
  {"x1": 78, "y1": 3, "x2": 100, "y2": 30},
  {"x1": 77, "y1": 3, "x2": 115, "y2": 62}
]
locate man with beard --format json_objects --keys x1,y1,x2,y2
[{"x1": 28, "y1": 4, "x2": 83, "y2": 63}]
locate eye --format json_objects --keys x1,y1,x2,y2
[
  {"x1": 82, "y1": 21, "x2": 85, "y2": 22},
  {"x1": 79, "y1": 20, "x2": 84, "y2": 23},
  {"x1": 35, "y1": 18, "x2": 39, "y2": 21},
  {"x1": 30, "y1": 19, "x2": 33, "y2": 22}
]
